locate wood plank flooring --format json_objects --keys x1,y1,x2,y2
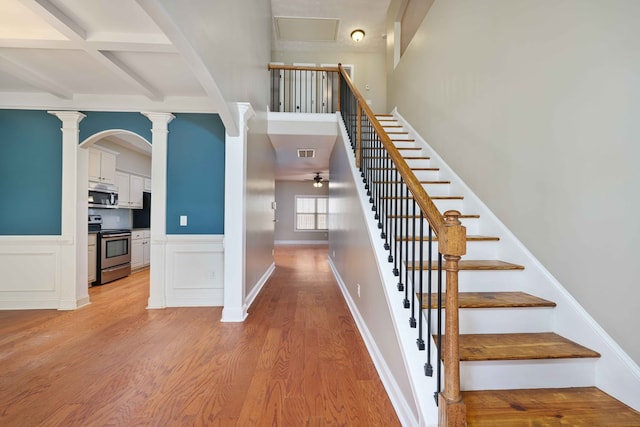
[{"x1": 0, "y1": 245, "x2": 400, "y2": 426}]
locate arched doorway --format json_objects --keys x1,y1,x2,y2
[{"x1": 79, "y1": 129, "x2": 152, "y2": 302}]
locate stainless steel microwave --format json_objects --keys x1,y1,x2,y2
[{"x1": 89, "y1": 183, "x2": 118, "y2": 208}]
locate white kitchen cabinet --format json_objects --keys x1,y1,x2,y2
[
  {"x1": 116, "y1": 172, "x2": 144, "y2": 209},
  {"x1": 88, "y1": 148, "x2": 116, "y2": 185},
  {"x1": 88, "y1": 233, "x2": 97, "y2": 284},
  {"x1": 131, "y1": 229, "x2": 150, "y2": 270},
  {"x1": 144, "y1": 177, "x2": 152, "y2": 192}
]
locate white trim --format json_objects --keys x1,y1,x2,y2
[
  {"x1": 164, "y1": 234, "x2": 224, "y2": 307},
  {"x1": 142, "y1": 112, "x2": 175, "y2": 309},
  {"x1": 49, "y1": 111, "x2": 86, "y2": 310},
  {"x1": 222, "y1": 102, "x2": 255, "y2": 322},
  {"x1": 244, "y1": 262, "x2": 276, "y2": 313}
]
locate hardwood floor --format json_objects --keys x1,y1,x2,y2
[{"x1": 0, "y1": 245, "x2": 400, "y2": 426}]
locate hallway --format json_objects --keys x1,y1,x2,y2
[{"x1": 0, "y1": 245, "x2": 400, "y2": 426}]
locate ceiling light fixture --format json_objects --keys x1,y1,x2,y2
[
  {"x1": 351, "y1": 29, "x2": 365, "y2": 43},
  {"x1": 313, "y1": 172, "x2": 324, "y2": 188}
]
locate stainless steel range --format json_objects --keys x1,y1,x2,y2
[{"x1": 89, "y1": 215, "x2": 132, "y2": 285}]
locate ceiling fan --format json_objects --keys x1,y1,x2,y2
[{"x1": 306, "y1": 172, "x2": 328, "y2": 188}]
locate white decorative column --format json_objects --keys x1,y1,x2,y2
[
  {"x1": 221, "y1": 103, "x2": 254, "y2": 322},
  {"x1": 49, "y1": 111, "x2": 87, "y2": 310},
  {"x1": 142, "y1": 112, "x2": 174, "y2": 309}
]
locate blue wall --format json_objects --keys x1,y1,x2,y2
[
  {"x1": 0, "y1": 110, "x2": 225, "y2": 236},
  {"x1": 0, "y1": 110, "x2": 62, "y2": 235},
  {"x1": 80, "y1": 111, "x2": 151, "y2": 143},
  {"x1": 166, "y1": 114, "x2": 225, "y2": 234}
]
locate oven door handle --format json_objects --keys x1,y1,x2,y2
[{"x1": 103, "y1": 233, "x2": 131, "y2": 239}]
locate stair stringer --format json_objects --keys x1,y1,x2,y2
[
  {"x1": 329, "y1": 114, "x2": 440, "y2": 427},
  {"x1": 392, "y1": 107, "x2": 640, "y2": 411}
]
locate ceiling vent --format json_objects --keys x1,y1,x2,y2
[
  {"x1": 274, "y1": 17, "x2": 339, "y2": 42},
  {"x1": 297, "y1": 149, "x2": 316, "y2": 158}
]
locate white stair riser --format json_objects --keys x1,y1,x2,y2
[
  {"x1": 459, "y1": 359, "x2": 596, "y2": 391},
  {"x1": 419, "y1": 307, "x2": 554, "y2": 334},
  {"x1": 393, "y1": 240, "x2": 499, "y2": 259},
  {"x1": 384, "y1": 217, "x2": 480, "y2": 235},
  {"x1": 392, "y1": 140, "x2": 418, "y2": 149},
  {"x1": 383, "y1": 126, "x2": 405, "y2": 133},
  {"x1": 406, "y1": 270, "x2": 526, "y2": 293}
]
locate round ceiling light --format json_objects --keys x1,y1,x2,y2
[{"x1": 351, "y1": 29, "x2": 365, "y2": 43}]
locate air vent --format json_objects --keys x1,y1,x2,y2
[{"x1": 297, "y1": 149, "x2": 316, "y2": 158}]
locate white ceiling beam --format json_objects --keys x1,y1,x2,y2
[
  {"x1": 98, "y1": 51, "x2": 163, "y2": 102},
  {"x1": 0, "y1": 55, "x2": 73, "y2": 99},
  {"x1": 17, "y1": 0, "x2": 164, "y2": 101},
  {"x1": 19, "y1": 0, "x2": 86, "y2": 40},
  {"x1": 0, "y1": 38, "x2": 177, "y2": 53},
  {"x1": 136, "y1": 0, "x2": 238, "y2": 136}
]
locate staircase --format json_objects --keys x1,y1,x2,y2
[{"x1": 372, "y1": 113, "x2": 640, "y2": 425}]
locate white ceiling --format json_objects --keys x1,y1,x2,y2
[{"x1": 0, "y1": 0, "x2": 391, "y2": 181}]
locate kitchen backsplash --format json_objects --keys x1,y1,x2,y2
[{"x1": 89, "y1": 208, "x2": 132, "y2": 229}]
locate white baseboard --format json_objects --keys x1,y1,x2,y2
[
  {"x1": 328, "y1": 257, "x2": 420, "y2": 427},
  {"x1": 244, "y1": 262, "x2": 275, "y2": 312}
]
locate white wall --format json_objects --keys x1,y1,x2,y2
[
  {"x1": 271, "y1": 50, "x2": 387, "y2": 114},
  {"x1": 275, "y1": 180, "x2": 329, "y2": 243},
  {"x1": 244, "y1": 112, "x2": 276, "y2": 300},
  {"x1": 329, "y1": 121, "x2": 418, "y2": 423},
  {"x1": 387, "y1": 0, "x2": 640, "y2": 364}
]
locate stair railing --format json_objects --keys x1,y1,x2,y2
[
  {"x1": 268, "y1": 64, "x2": 341, "y2": 113},
  {"x1": 337, "y1": 64, "x2": 468, "y2": 426}
]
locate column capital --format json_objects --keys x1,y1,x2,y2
[
  {"x1": 141, "y1": 112, "x2": 175, "y2": 129},
  {"x1": 48, "y1": 111, "x2": 86, "y2": 127}
]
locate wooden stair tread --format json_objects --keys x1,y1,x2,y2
[
  {"x1": 408, "y1": 260, "x2": 524, "y2": 271},
  {"x1": 463, "y1": 387, "x2": 640, "y2": 426},
  {"x1": 398, "y1": 235, "x2": 498, "y2": 242},
  {"x1": 419, "y1": 291, "x2": 556, "y2": 309},
  {"x1": 438, "y1": 332, "x2": 601, "y2": 361}
]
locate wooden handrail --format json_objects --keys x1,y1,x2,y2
[
  {"x1": 268, "y1": 64, "x2": 340, "y2": 73},
  {"x1": 338, "y1": 64, "x2": 446, "y2": 237}
]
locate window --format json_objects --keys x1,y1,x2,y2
[{"x1": 295, "y1": 196, "x2": 328, "y2": 231}]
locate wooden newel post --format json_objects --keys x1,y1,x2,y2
[
  {"x1": 356, "y1": 103, "x2": 362, "y2": 168},
  {"x1": 438, "y1": 210, "x2": 467, "y2": 426},
  {"x1": 337, "y1": 63, "x2": 342, "y2": 112}
]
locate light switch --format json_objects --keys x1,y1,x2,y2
[{"x1": 180, "y1": 215, "x2": 187, "y2": 226}]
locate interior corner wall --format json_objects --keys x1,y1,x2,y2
[
  {"x1": 387, "y1": 0, "x2": 640, "y2": 364},
  {"x1": 274, "y1": 180, "x2": 329, "y2": 243},
  {"x1": 244, "y1": 111, "x2": 276, "y2": 299},
  {"x1": 271, "y1": 50, "x2": 387, "y2": 114}
]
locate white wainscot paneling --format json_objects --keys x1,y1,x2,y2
[
  {"x1": 0, "y1": 237, "x2": 62, "y2": 309},
  {"x1": 165, "y1": 235, "x2": 224, "y2": 307}
]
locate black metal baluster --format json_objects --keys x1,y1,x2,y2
[
  {"x1": 397, "y1": 177, "x2": 404, "y2": 290},
  {"x1": 425, "y1": 224, "x2": 433, "y2": 376},
  {"x1": 417, "y1": 212, "x2": 426, "y2": 350},
  {"x1": 410, "y1": 196, "x2": 417, "y2": 326},
  {"x1": 435, "y1": 252, "x2": 443, "y2": 405},
  {"x1": 403, "y1": 187, "x2": 410, "y2": 308}
]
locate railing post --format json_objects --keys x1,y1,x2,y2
[
  {"x1": 438, "y1": 210, "x2": 467, "y2": 427},
  {"x1": 337, "y1": 63, "x2": 342, "y2": 112},
  {"x1": 356, "y1": 103, "x2": 362, "y2": 168}
]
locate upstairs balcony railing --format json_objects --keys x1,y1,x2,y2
[
  {"x1": 268, "y1": 64, "x2": 340, "y2": 113},
  {"x1": 268, "y1": 63, "x2": 467, "y2": 426}
]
